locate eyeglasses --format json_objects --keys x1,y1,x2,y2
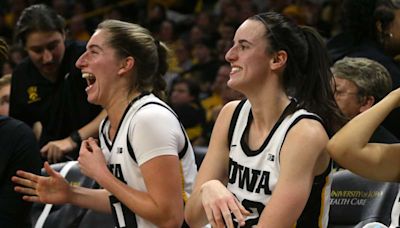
[{"x1": 334, "y1": 90, "x2": 358, "y2": 95}]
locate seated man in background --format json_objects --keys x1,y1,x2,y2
[
  {"x1": 332, "y1": 57, "x2": 398, "y2": 144},
  {"x1": 9, "y1": 4, "x2": 104, "y2": 163},
  {"x1": 330, "y1": 56, "x2": 399, "y2": 228},
  {"x1": 0, "y1": 74, "x2": 11, "y2": 116}
]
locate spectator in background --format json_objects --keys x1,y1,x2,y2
[
  {"x1": 194, "y1": 11, "x2": 219, "y2": 43},
  {"x1": 201, "y1": 63, "x2": 231, "y2": 123},
  {"x1": 327, "y1": 87, "x2": 400, "y2": 227},
  {"x1": 71, "y1": 1, "x2": 98, "y2": 36},
  {"x1": 144, "y1": 3, "x2": 167, "y2": 34},
  {"x1": 332, "y1": 56, "x2": 398, "y2": 154},
  {"x1": 210, "y1": 82, "x2": 244, "y2": 125},
  {"x1": 0, "y1": 107, "x2": 42, "y2": 228},
  {"x1": 0, "y1": 38, "x2": 9, "y2": 75},
  {"x1": 330, "y1": 56, "x2": 399, "y2": 228},
  {"x1": 0, "y1": 36, "x2": 41, "y2": 228},
  {"x1": 1, "y1": 61, "x2": 12, "y2": 76},
  {"x1": 51, "y1": 0, "x2": 71, "y2": 20},
  {"x1": 316, "y1": 0, "x2": 343, "y2": 38},
  {"x1": 0, "y1": 12, "x2": 13, "y2": 42},
  {"x1": 0, "y1": 38, "x2": 10, "y2": 116},
  {"x1": 157, "y1": 19, "x2": 181, "y2": 88},
  {"x1": 217, "y1": 22, "x2": 236, "y2": 43},
  {"x1": 215, "y1": 22, "x2": 236, "y2": 63},
  {"x1": 327, "y1": 0, "x2": 400, "y2": 139},
  {"x1": 9, "y1": 4, "x2": 104, "y2": 163},
  {"x1": 282, "y1": 4, "x2": 308, "y2": 25},
  {"x1": 8, "y1": 44, "x2": 26, "y2": 67},
  {"x1": 198, "y1": 64, "x2": 244, "y2": 146},
  {"x1": 0, "y1": 74, "x2": 11, "y2": 116},
  {"x1": 219, "y1": 1, "x2": 241, "y2": 25},
  {"x1": 170, "y1": 77, "x2": 206, "y2": 143},
  {"x1": 195, "y1": 11, "x2": 215, "y2": 34},
  {"x1": 237, "y1": 0, "x2": 259, "y2": 23},
  {"x1": 3, "y1": 0, "x2": 28, "y2": 31},
  {"x1": 157, "y1": 19, "x2": 177, "y2": 44},
  {"x1": 184, "y1": 37, "x2": 220, "y2": 98},
  {"x1": 175, "y1": 39, "x2": 193, "y2": 73},
  {"x1": 164, "y1": 39, "x2": 194, "y2": 90},
  {"x1": 188, "y1": 25, "x2": 206, "y2": 47},
  {"x1": 0, "y1": 44, "x2": 26, "y2": 76},
  {"x1": 68, "y1": 15, "x2": 91, "y2": 42},
  {"x1": 216, "y1": 38, "x2": 233, "y2": 63}
]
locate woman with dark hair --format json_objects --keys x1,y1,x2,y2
[
  {"x1": 375, "y1": 0, "x2": 400, "y2": 58},
  {"x1": 185, "y1": 11, "x2": 344, "y2": 227},
  {"x1": 12, "y1": 19, "x2": 197, "y2": 227},
  {"x1": 328, "y1": 0, "x2": 400, "y2": 72}
]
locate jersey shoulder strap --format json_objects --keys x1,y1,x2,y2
[
  {"x1": 127, "y1": 101, "x2": 189, "y2": 161},
  {"x1": 227, "y1": 99, "x2": 247, "y2": 148}
]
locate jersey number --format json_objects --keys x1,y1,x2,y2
[
  {"x1": 232, "y1": 199, "x2": 265, "y2": 228},
  {"x1": 110, "y1": 195, "x2": 137, "y2": 228}
]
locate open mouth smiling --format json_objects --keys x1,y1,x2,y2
[{"x1": 82, "y1": 72, "x2": 96, "y2": 86}]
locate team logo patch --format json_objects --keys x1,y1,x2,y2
[
  {"x1": 117, "y1": 147, "x2": 123, "y2": 154},
  {"x1": 27, "y1": 86, "x2": 41, "y2": 104},
  {"x1": 267, "y1": 153, "x2": 275, "y2": 162}
]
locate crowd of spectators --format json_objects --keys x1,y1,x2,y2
[
  {"x1": 0, "y1": 0, "x2": 347, "y2": 146},
  {"x1": 1, "y1": 0, "x2": 399, "y2": 146}
]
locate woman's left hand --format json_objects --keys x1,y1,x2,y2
[
  {"x1": 201, "y1": 180, "x2": 250, "y2": 227},
  {"x1": 78, "y1": 137, "x2": 108, "y2": 181}
]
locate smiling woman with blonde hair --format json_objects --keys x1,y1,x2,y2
[{"x1": 12, "y1": 19, "x2": 197, "y2": 228}]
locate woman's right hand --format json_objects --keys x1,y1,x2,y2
[
  {"x1": 201, "y1": 180, "x2": 250, "y2": 228},
  {"x1": 40, "y1": 137, "x2": 75, "y2": 164},
  {"x1": 12, "y1": 162, "x2": 71, "y2": 204}
]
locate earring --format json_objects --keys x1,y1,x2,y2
[{"x1": 380, "y1": 32, "x2": 394, "y2": 44}]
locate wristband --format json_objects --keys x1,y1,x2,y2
[{"x1": 70, "y1": 130, "x2": 82, "y2": 146}]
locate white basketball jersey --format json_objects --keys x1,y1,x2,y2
[
  {"x1": 99, "y1": 93, "x2": 197, "y2": 228},
  {"x1": 227, "y1": 100, "x2": 331, "y2": 228}
]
